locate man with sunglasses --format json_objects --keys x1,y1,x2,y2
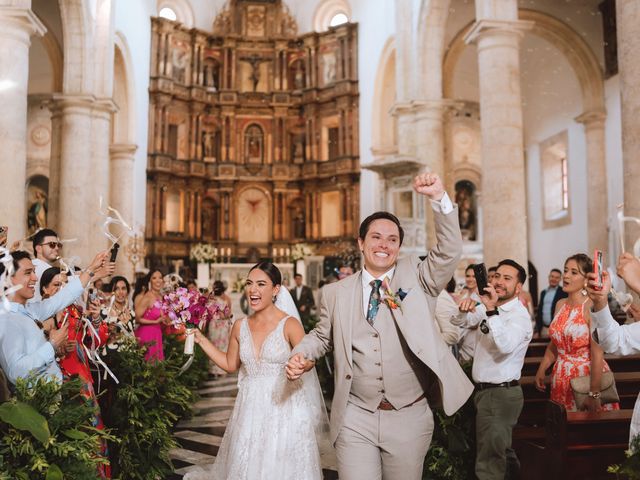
[{"x1": 31, "y1": 229, "x2": 63, "y2": 302}]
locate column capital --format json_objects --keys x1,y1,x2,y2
[
  {"x1": 50, "y1": 94, "x2": 117, "y2": 116},
  {"x1": 575, "y1": 109, "x2": 607, "y2": 128},
  {"x1": 464, "y1": 19, "x2": 534, "y2": 45},
  {"x1": 109, "y1": 143, "x2": 138, "y2": 159},
  {"x1": 0, "y1": 6, "x2": 46, "y2": 40}
]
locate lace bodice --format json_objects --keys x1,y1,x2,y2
[{"x1": 239, "y1": 316, "x2": 291, "y2": 378}]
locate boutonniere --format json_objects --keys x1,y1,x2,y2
[{"x1": 380, "y1": 277, "x2": 408, "y2": 311}]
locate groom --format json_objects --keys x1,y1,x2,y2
[{"x1": 287, "y1": 173, "x2": 474, "y2": 480}]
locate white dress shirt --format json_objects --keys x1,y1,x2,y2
[
  {"x1": 591, "y1": 305, "x2": 640, "y2": 446},
  {"x1": 451, "y1": 296, "x2": 532, "y2": 383},
  {"x1": 295, "y1": 285, "x2": 302, "y2": 301},
  {"x1": 0, "y1": 276, "x2": 84, "y2": 384},
  {"x1": 541, "y1": 286, "x2": 558, "y2": 326}
]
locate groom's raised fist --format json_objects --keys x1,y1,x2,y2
[{"x1": 413, "y1": 173, "x2": 444, "y2": 201}]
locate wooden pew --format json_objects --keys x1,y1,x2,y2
[
  {"x1": 522, "y1": 354, "x2": 640, "y2": 377},
  {"x1": 526, "y1": 341, "x2": 550, "y2": 358},
  {"x1": 519, "y1": 371, "x2": 640, "y2": 427},
  {"x1": 545, "y1": 401, "x2": 631, "y2": 479}
]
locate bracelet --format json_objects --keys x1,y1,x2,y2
[{"x1": 588, "y1": 391, "x2": 601, "y2": 399}]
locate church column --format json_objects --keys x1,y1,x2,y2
[
  {"x1": 575, "y1": 110, "x2": 608, "y2": 252},
  {"x1": 617, "y1": 0, "x2": 640, "y2": 249},
  {"x1": 109, "y1": 143, "x2": 137, "y2": 277},
  {"x1": 0, "y1": 4, "x2": 45, "y2": 241},
  {"x1": 465, "y1": 4, "x2": 532, "y2": 267},
  {"x1": 51, "y1": 96, "x2": 114, "y2": 263}
]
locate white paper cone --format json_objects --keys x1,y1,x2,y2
[{"x1": 184, "y1": 328, "x2": 195, "y2": 355}]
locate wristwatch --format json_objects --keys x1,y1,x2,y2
[
  {"x1": 588, "y1": 391, "x2": 601, "y2": 399},
  {"x1": 486, "y1": 309, "x2": 499, "y2": 317}
]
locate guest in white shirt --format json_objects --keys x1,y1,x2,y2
[
  {"x1": 30, "y1": 228, "x2": 63, "y2": 303},
  {"x1": 452, "y1": 259, "x2": 533, "y2": 480},
  {"x1": 587, "y1": 255, "x2": 640, "y2": 449},
  {"x1": 0, "y1": 250, "x2": 113, "y2": 385}
]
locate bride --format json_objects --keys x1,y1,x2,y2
[{"x1": 185, "y1": 262, "x2": 331, "y2": 480}]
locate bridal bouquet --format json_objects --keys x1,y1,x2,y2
[{"x1": 156, "y1": 287, "x2": 212, "y2": 354}]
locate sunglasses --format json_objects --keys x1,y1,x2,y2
[{"x1": 42, "y1": 241, "x2": 63, "y2": 249}]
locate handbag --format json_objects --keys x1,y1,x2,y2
[{"x1": 569, "y1": 301, "x2": 620, "y2": 410}]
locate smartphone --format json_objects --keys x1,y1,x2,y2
[
  {"x1": 473, "y1": 263, "x2": 490, "y2": 296},
  {"x1": 110, "y1": 242, "x2": 120, "y2": 262},
  {"x1": 86, "y1": 287, "x2": 98, "y2": 308},
  {"x1": 593, "y1": 249, "x2": 604, "y2": 291}
]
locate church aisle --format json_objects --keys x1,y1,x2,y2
[{"x1": 167, "y1": 374, "x2": 339, "y2": 479}]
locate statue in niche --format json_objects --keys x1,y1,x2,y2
[
  {"x1": 203, "y1": 132, "x2": 215, "y2": 160},
  {"x1": 293, "y1": 60, "x2": 305, "y2": 90},
  {"x1": 204, "y1": 60, "x2": 220, "y2": 91},
  {"x1": 322, "y1": 52, "x2": 336, "y2": 85},
  {"x1": 27, "y1": 187, "x2": 47, "y2": 234},
  {"x1": 201, "y1": 199, "x2": 217, "y2": 239},
  {"x1": 454, "y1": 180, "x2": 477, "y2": 241},
  {"x1": 171, "y1": 48, "x2": 189, "y2": 83},
  {"x1": 292, "y1": 206, "x2": 306, "y2": 239},
  {"x1": 291, "y1": 134, "x2": 305, "y2": 163},
  {"x1": 244, "y1": 125, "x2": 263, "y2": 164}
]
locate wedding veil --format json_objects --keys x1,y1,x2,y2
[{"x1": 275, "y1": 287, "x2": 336, "y2": 467}]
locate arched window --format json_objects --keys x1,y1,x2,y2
[
  {"x1": 329, "y1": 12, "x2": 348, "y2": 27},
  {"x1": 157, "y1": 0, "x2": 195, "y2": 28},
  {"x1": 159, "y1": 7, "x2": 177, "y2": 21},
  {"x1": 313, "y1": 0, "x2": 351, "y2": 32}
]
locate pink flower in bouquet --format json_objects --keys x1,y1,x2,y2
[{"x1": 157, "y1": 287, "x2": 212, "y2": 330}]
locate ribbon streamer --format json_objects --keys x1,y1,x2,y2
[
  {"x1": 617, "y1": 204, "x2": 640, "y2": 256},
  {"x1": 178, "y1": 354, "x2": 195, "y2": 376},
  {"x1": 99, "y1": 197, "x2": 133, "y2": 247},
  {"x1": 0, "y1": 247, "x2": 22, "y2": 312}
]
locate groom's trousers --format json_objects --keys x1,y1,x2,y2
[{"x1": 335, "y1": 397, "x2": 434, "y2": 480}]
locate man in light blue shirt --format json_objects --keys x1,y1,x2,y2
[{"x1": 0, "y1": 250, "x2": 113, "y2": 385}]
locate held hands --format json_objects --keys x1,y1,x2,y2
[
  {"x1": 412, "y1": 173, "x2": 445, "y2": 201},
  {"x1": 286, "y1": 353, "x2": 312, "y2": 381}
]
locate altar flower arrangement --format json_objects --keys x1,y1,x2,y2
[
  {"x1": 290, "y1": 243, "x2": 313, "y2": 262},
  {"x1": 155, "y1": 287, "x2": 215, "y2": 354},
  {"x1": 190, "y1": 243, "x2": 217, "y2": 263}
]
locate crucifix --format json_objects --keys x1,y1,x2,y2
[{"x1": 239, "y1": 54, "x2": 270, "y2": 91}]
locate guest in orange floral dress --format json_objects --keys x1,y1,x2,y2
[{"x1": 535, "y1": 254, "x2": 619, "y2": 412}]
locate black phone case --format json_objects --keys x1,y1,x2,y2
[{"x1": 473, "y1": 263, "x2": 489, "y2": 295}]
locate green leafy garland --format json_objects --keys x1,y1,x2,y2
[
  {"x1": 609, "y1": 434, "x2": 640, "y2": 479},
  {"x1": 0, "y1": 375, "x2": 113, "y2": 480}
]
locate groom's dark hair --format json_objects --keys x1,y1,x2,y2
[{"x1": 358, "y1": 212, "x2": 404, "y2": 245}]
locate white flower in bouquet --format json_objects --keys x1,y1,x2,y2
[
  {"x1": 190, "y1": 243, "x2": 217, "y2": 263},
  {"x1": 290, "y1": 243, "x2": 313, "y2": 262}
]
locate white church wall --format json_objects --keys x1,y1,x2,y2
[
  {"x1": 604, "y1": 74, "x2": 624, "y2": 268},
  {"x1": 523, "y1": 34, "x2": 588, "y2": 282},
  {"x1": 114, "y1": 0, "x2": 154, "y2": 231}
]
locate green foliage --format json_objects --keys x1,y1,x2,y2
[
  {"x1": 0, "y1": 375, "x2": 113, "y2": 480},
  {"x1": 423, "y1": 361, "x2": 476, "y2": 480},
  {"x1": 104, "y1": 335, "x2": 204, "y2": 480},
  {"x1": 609, "y1": 434, "x2": 640, "y2": 479}
]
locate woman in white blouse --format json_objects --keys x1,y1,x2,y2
[{"x1": 587, "y1": 253, "x2": 640, "y2": 448}]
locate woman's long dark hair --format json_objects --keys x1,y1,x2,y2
[
  {"x1": 40, "y1": 267, "x2": 61, "y2": 296},
  {"x1": 249, "y1": 262, "x2": 282, "y2": 286}
]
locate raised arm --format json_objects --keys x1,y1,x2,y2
[{"x1": 194, "y1": 320, "x2": 242, "y2": 373}]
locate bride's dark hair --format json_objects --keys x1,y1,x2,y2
[{"x1": 249, "y1": 261, "x2": 282, "y2": 286}]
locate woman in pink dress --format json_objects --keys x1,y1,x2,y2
[
  {"x1": 134, "y1": 270, "x2": 166, "y2": 361},
  {"x1": 535, "y1": 254, "x2": 619, "y2": 412}
]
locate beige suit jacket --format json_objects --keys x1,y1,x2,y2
[{"x1": 292, "y1": 208, "x2": 474, "y2": 443}]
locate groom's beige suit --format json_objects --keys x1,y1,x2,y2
[{"x1": 292, "y1": 207, "x2": 474, "y2": 480}]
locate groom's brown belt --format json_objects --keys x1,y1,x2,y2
[{"x1": 377, "y1": 394, "x2": 425, "y2": 411}]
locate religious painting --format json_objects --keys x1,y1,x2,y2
[
  {"x1": 245, "y1": 5, "x2": 266, "y2": 37},
  {"x1": 454, "y1": 180, "x2": 477, "y2": 241},
  {"x1": 237, "y1": 188, "x2": 269, "y2": 243},
  {"x1": 201, "y1": 197, "x2": 218, "y2": 240},
  {"x1": 26, "y1": 175, "x2": 49, "y2": 234},
  {"x1": 289, "y1": 198, "x2": 306, "y2": 239},
  {"x1": 171, "y1": 42, "x2": 190, "y2": 84},
  {"x1": 289, "y1": 59, "x2": 306, "y2": 90},
  {"x1": 244, "y1": 124, "x2": 264, "y2": 164},
  {"x1": 321, "y1": 51, "x2": 337, "y2": 86}
]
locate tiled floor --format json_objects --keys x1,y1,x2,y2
[{"x1": 167, "y1": 374, "x2": 338, "y2": 479}]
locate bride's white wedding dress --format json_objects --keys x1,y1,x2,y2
[{"x1": 184, "y1": 316, "x2": 323, "y2": 480}]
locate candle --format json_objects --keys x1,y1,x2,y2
[
  {"x1": 227, "y1": 247, "x2": 231, "y2": 257},
  {"x1": 279, "y1": 248, "x2": 284, "y2": 257},
  {"x1": 285, "y1": 248, "x2": 290, "y2": 257},
  {"x1": 213, "y1": 247, "x2": 218, "y2": 256}
]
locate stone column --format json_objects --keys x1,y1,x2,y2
[
  {"x1": 0, "y1": 4, "x2": 45, "y2": 241},
  {"x1": 50, "y1": 95, "x2": 113, "y2": 264},
  {"x1": 465, "y1": 15, "x2": 532, "y2": 268},
  {"x1": 617, "y1": 0, "x2": 640, "y2": 250},
  {"x1": 110, "y1": 143, "x2": 137, "y2": 278},
  {"x1": 575, "y1": 110, "x2": 608, "y2": 252}
]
